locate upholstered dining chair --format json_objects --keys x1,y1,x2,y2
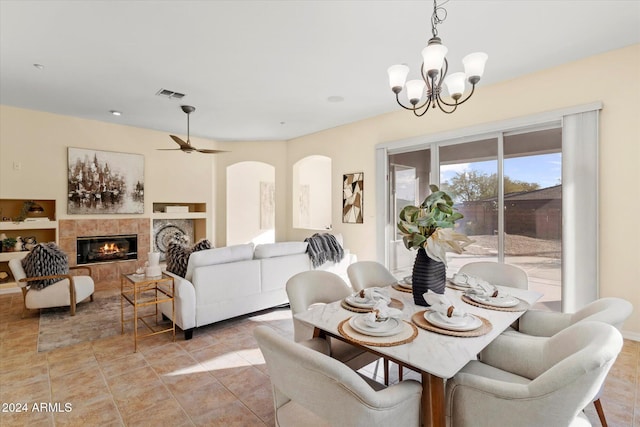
[
  {"x1": 286, "y1": 270, "x2": 386, "y2": 381},
  {"x1": 504, "y1": 297, "x2": 633, "y2": 427},
  {"x1": 254, "y1": 325, "x2": 422, "y2": 427},
  {"x1": 447, "y1": 321, "x2": 623, "y2": 427},
  {"x1": 347, "y1": 261, "x2": 398, "y2": 292},
  {"x1": 457, "y1": 261, "x2": 529, "y2": 289},
  {"x1": 8, "y1": 258, "x2": 94, "y2": 317}
]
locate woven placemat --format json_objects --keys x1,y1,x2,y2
[
  {"x1": 445, "y1": 280, "x2": 472, "y2": 291},
  {"x1": 392, "y1": 284, "x2": 413, "y2": 293},
  {"x1": 411, "y1": 310, "x2": 492, "y2": 337},
  {"x1": 338, "y1": 317, "x2": 418, "y2": 347},
  {"x1": 340, "y1": 297, "x2": 404, "y2": 313},
  {"x1": 461, "y1": 295, "x2": 529, "y2": 312}
]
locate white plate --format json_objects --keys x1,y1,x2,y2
[
  {"x1": 349, "y1": 316, "x2": 404, "y2": 337},
  {"x1": 345, "y1": 295, "x2": 376, "y2": 308},
  {"x1": 468, "y1": 294, "x2": 520, "y2": 308},
  {"x1": 424, "y1": 311, "x2": 483, "y2": 331},
  {"x1": 450, "y1": 275, "x2": 471, "y2": 288},
  {"x1": 398, "y1": 279, "x2": 412, "y2": 289}
]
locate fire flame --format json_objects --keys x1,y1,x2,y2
[{"x1": 99, "y1": 243, "x2": 120, "y2": 255}]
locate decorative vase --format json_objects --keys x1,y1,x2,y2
[
  {"x1": 412, "y1": 247, "x2": 446, "y2": 306},
  {"x1": 145, "y1": 252, "x2": 162, "y2": 277}
]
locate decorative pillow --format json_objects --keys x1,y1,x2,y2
[
  {"x1": 166, "y1": 238, "x2": 212, "y2": 278},
  {"x1": 21, "y1": 242, "x2": 69, "y2": 290}
]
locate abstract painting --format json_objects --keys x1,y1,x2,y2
[
  {"x1": 343, "y1": 172, "x2": 363, "y2": 224},
  {"x1": 260, "y1": 181, "x2": 275, "y2": 229},
  {"x1": 67, "y1": 147, "x2": 144, "y2": 214}
]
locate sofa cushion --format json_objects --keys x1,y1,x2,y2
[
  {"x1": 254, "y1": 242, "x2": 308, "y2": 259},
  {"x1": 166, "y1": 239, "x2": 212, "y2": 278},
  {"x1": 184, "y1": 243, "x2": 255, "y2": 281},
  {"x1": 21, "y1": 242, "x2": 69, "y2": 290}
]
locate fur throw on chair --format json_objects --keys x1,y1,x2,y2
[{"x1": 21, "y1": 242, "x2": 69, "y2": 290}]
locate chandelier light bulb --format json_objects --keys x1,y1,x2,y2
[
  {"x1": 387, "y1": 64, "x2": 410, "y2": 92},
  {"x1": 421, "y1": 39, "x2": 448, "y2": 78},
  {"x1": 406, "y1": 79, "x2": 426, "y2": 105},
  {"x1": 443, "y1": 72, "x2": 466, "y2": 100},
  {"x1": 463, "y1": 52, "x2": 488, "y2": 83}
]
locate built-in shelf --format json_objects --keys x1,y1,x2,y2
[
  {"x1": 0, "y1": 199, "x2": 57, "y2": 292},
  {"x1": 0, "y1": 251, "x2": 29, "y2": 263},
  {"x1": 0, "y1": 220, "x2": 58, "y2": 231},
  {"x1": 150, "y1": 212, "x2": 207, "y2": 220},
  {"x1": 151, "y1": 202, "x2": 208, "y2": 256}
]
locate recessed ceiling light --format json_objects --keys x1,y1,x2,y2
[
  {"x1": 327, "y1": 96, "x2": 344, "y2": 103},
  {"x1": 109, "y1": 110, "x2": 122, "y2": 116},
  {"x1": 33, "y1": 64, "x2": 44, "y2": 70}
]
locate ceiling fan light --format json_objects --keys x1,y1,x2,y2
[
  {"x1": 421, "y1": 39, "x2": 448, "y2": 77},
  {"x1": 406, "y1": 79, "x2": 426, "y2": 105},
  {"x1": 443, "y1": 72, "x2": 466, "y2": 100},
  {"x1": 463, "y1": 52, "x2": 488, "y2": 81},
  {"x1": 388, "y1": 64, "x2": 410, "y2": 92}
]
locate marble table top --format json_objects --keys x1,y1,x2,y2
[{"x1": 295, "y1": 285, "x2": 542, "y2": 379}]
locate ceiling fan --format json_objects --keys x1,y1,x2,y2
[{"x1": 159, "y1": 105, "x2": 226, "y2": 154}]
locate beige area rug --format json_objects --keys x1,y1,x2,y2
[{"x1": 38, "y1": 293, "x2": 123, "y2": 352}]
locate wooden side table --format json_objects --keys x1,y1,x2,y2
[{"x1": 121, "y1": 272, "x2": 175, "y2": 352}]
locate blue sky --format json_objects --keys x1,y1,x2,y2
[
  {"x1": 396, "y1": 153, "x2": 562, "y2": 201},
  {"x1": 440, "y1": 153, "x2": 562, "y2": 189}
]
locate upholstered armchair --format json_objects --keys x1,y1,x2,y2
[
  {"x1": 505, "y1": 296, "x2": 633, "y2": 426},
  {"x1": 347, "y1": 261, "x2": 398, "y2": 292},
  {"x1": 286, "y1": 270, "x2": 383, "y2": 378},
  {"x1": 9, "y1": 258, "x2": 94, "y2": 317},
  {"x1": 446, "y1": 321, "x2": 623, "y2": 427},
  {"x1": 457, "y1": 261, "x2": 529, "y2": 289},
  {"x1": 254, "y1": 325, "x2": 422, "y2": 427}
]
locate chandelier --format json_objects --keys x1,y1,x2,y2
[{"x1": 387, "y1": 0, "x2": 488, "y2": 116}]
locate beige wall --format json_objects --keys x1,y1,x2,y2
[
  {"x1": 283, "y1": 44, "x2": 640, "y2": 337},
  {"x1": 0, "y1": 107, "x2": 218, "y2": 241},
  {"x1": 1, "y1": 44, "x2": 638, "y2": 336}
]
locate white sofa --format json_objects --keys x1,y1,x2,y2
[{"x1": 161, "y1": 239, "x2": 356, "y2": 339}]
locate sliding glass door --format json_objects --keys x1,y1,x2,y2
[{"x1": 387, "y1": 126, "x2": 563, "y2": 310}]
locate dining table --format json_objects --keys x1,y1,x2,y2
[{"x1": 294, "y1": 283, "x2": 542, "y2": 427}]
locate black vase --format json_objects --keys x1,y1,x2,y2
[{"x1": 412, "y1": 247, "x2": 446, "y2": 306}]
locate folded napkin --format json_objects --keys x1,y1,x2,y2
[
  {"x1": 453, "y1": 273, "x2": 500, "y2": 298},
  {"x1": 363, "y1": 300, "x2": 403, "y2": 327},
  {"x1": 357, "y1": 287, "x2": 391, "y2": 304},
  {"x1": 423, "y1": 290, "x2": 466, "y2": 318}
]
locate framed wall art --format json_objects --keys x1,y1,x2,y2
[
  {"x1": 67, "y1": 147, "x2": 144, "y2": 214},
  {"x1": 343, "y1": 172, "x2": 363, "y2": 224}
]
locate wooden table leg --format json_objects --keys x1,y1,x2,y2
[
  {"x1": 421, "y1": 372, "x2": 445, "y2": 427},
  {"x1": 421, "y1": 372, "x2": 432, "y2": 427},
  {"x1": 429, "y1": 374, "x2": 445, "y2": 427}
]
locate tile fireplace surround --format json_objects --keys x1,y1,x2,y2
[{"x1": 59, "y1": 218, "x2": 150, "y2": 285}]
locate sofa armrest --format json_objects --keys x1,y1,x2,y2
[{"x1": 162, "y1": 271, "x2": 197, "y2": 331}]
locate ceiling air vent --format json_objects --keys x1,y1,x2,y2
[{"x1": 155, "y1": 88, "x2": 186, "y2": 99}]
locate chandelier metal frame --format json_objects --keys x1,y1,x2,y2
[{"x1": 388, "y1": 0, "x2": 488, "y2": 117}]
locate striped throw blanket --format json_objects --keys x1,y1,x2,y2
[{"x1": 304, "y1": 233, "x2": 344, "y2": 268}]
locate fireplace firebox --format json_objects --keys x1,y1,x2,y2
[{"x1": 76, "y1": 234, "x2": 138, "y2": 265}]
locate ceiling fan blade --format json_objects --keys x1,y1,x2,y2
[
  {"x1": 157, "y1": 148, "x2": 184, "y2": 151},
  {"x1": 169, "y1": 135, "x2": 191, "y2": 149},
  {"x1": 196, "y1": 148, "x2": 228, "y2": 154}
]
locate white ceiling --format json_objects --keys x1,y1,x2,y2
[{"x1": 1, "y1": 1, "x2": 639, "y2": 143}]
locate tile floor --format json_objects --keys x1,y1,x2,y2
[{"x1": 0, "y1": 281, "x2": 638, "y2": 426}]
